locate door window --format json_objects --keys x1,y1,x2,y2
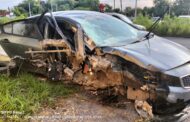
[{"x1": 13, "y1": 21, "x2": 41, "y2": 39}]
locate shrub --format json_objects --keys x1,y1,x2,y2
[
  {"x1": 0, "y1": 15, "x2": 26, "y2": 25},
  {"x1": 133, "y1": 15, "x2": 190, "y2": 37},
  {"x1": 133, "y1": 14, "x2": 153, "y2": 29}
]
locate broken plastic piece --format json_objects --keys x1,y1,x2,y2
[{"x1": 134, "y1": 100, "x2": 153, "y2": 119}]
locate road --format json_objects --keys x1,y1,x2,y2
[{"x1": 165, "y1": 37, "x2": 190, "y2": 49}]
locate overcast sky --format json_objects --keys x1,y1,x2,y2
[
  {"x1": 0, "y1": 0, "x2": 154, "y2": 10},
  {"x1": 0, "y1": 0, "x2": 24, "y2": 9}
]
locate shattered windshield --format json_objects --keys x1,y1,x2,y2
[{"x1": 71, "y1": 13, "x2": 139, "y2": 47}]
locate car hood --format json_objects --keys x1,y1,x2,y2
[{"x1": 102, "y1": 36, "x2": 190, "y2": 71}]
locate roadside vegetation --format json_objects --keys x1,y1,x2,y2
[
  {"x1": 0, "y1": 15, "x2": 25, "y2": 24},
  {"x1": 134, "y1": 15, "x2": 190, "y2": 37},
  {"x1": 1, "y1": 14, "x2": 189, "y2": 37},
  {"x1": 0, "y1": 0, "x2": 189, "y2": 37},
  {"x1": 0, "y1": 73, "x2": 77, "y2": 120}
]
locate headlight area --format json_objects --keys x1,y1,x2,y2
[
  {"x1": 161, "y1": 74, "x2": 181, "y2": 87},
  {"x1": 153, "y1": 74, "x2": 189, "y2": 114},
  {"x1": 154, "y1": 74, "x2": 181, "y2": 99}
]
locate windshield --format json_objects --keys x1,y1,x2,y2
[{"x1": 70, "y1": 13, "x2": 140, "y2": 47}]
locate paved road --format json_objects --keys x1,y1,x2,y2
[{"x1": 165, "y1": 37, "x2": 190, "y2": 49}]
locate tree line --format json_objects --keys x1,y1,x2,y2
[
  {"x1": 0, "y1": 0, "x2": 189, "y2": 17},
  {"x1": 12, "y1": 0, "x2": 99, "y2": 17},
  {"x1": 106, "y1": 0, "x2": 190, "y2": 17}
]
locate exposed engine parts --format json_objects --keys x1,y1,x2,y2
[
  {"x1": 4, "y1": 39, "x2": 158, "y2": 118},
  {"x1": 47, "y1": 61, "x2": 63, "y2": 81}
]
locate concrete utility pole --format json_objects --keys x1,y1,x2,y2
[
  {"x1": 120, "y1": 0, "x2": 123, "y2": 12},
  {"x1": 28, "y1": 2, "x2": 32, "y2": 17},
  {"x1": 168, "y1": 0, "x2": 171, "y2": 15},
  {"x1": 135, "y1": 0, "x2": 138, "y2": 18},
  {"x1": 50, "y1": 1, "x2": 53, "y2": 12},
  {"x1": 113, "y1": 0, "x2": 115, "y2": 9}
]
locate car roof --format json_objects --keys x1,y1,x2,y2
[
  {"x1": 3, "y1": 10, "x2": 110, "y2": 25},
  {"x1": 29, "y1": 10, "x2": 103, "y2": 19}
]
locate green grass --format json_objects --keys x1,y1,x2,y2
[
  {"x1": 0, "y1": 73, "x2": 77, "y2": 120},
  {"x1": 133, "y1": 15, "x2": 190, "y2": 37}
]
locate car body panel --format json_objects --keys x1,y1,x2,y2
[
  {"x1": 167, "y1": 86, "x2": 190, "y2": 103},
  {"x1": 102, "y1": 36, "x2": 190, "y2": 71}
]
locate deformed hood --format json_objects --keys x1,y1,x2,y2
[{"x1": 102, "y1": 36, "x2": 190, "y2": 71}]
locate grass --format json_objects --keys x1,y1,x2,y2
[
  {"x1": 0, "y1": 73, "x2": 77, "y2": 120},
  {"x1": 133, "y1": 15, "x2": 190, "y2": 37}
]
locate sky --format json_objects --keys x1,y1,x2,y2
[
  {"x1": 0, "y1": 0, "x2": 23, "y2": 9},
  {"x1": 0, "y1": 0, "x2": 154, "y2": 10}
]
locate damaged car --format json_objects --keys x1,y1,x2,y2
[{"x1": 0, "y1": 10, "x2": 190, "y2": 114}]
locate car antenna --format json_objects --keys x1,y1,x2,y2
[
  {"x1": 143, "y1": 6, "x2": 169, "y2": 51},
  {"x1": 144, "y1": 6, "x2": 169, "y2": 40}
]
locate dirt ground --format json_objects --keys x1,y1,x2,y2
[
  {"x1": 29, "y1": 88, "x2": 190, "y2": 122},
  {"x1": 30, "y1": 92, "x2": 142, "y2": 122}
]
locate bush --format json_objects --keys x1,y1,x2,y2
[
  {"x1": 133, "y1": 15, "x2": 190, "y2": 37},
  {"x1": 133, "y1": 14, "x2": 153, "y2": 29},
  {"x1": 0, "y1": 15, "x2": 26, "y2": 25},
  {"x1": 0, "y1": 17, "x2": 10, "y2": 24},
  {"x1": 154, "y1": 16, "x2": 190, "y2": 37}
]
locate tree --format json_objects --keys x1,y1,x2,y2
[
  {"x1": 50, "y1": 0, "x2": 76, "y2": 11},
  {"x1": 76, "y1": 0, "x2": 99, "y2": 11},
  {"x1": 104, "y1": 4, "x2": 112, "y2": 12},
  {"x1": 142, "y1": 7, "x2": 154, "y2": 16},
  {"x1": 12, "y1": 0, "x2": 43, "y2": 16},
  {"x1": 153, "y1": 0, "x2": 169, "y2": 17},
  {"x1": 173, "y1": 0, "x2": 190, "y2": 15},
  {"x1": 113, "y1": 8, "x2": 121, "y2": 13},
  {"x1": 12, "y1": 0, "x2": 100, "y2": 17},
  {"x1": 124, "y1": 7, "x2": 133, "y2": 16}
]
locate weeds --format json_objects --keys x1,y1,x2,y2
[
  {"x1": 0, "y1": 73, "x2": 76, "y2": 118},
  {"x1": 134, "y1": 15, "x2": 190, "y2": 37}
]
